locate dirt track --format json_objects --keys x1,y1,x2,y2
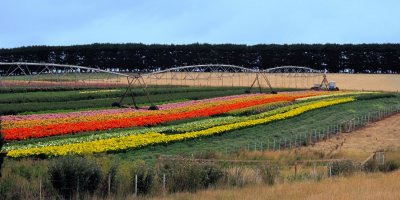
[{"x1": 308, "y1": 113, "x2": 400, "y2": 157}]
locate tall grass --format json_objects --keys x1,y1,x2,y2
[{"x1": 152, "y1": 171, "x2": 400, "y2": 200}]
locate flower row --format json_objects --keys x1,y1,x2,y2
[
  {"x1": 295, "y1": 91, "x2": 378, "y2": 101},
  {"x1": 4, "y1": 100, "x2": 315, "y2": 151},
  {"x1": 2, "y1": 93, "x2": 291, "y2": 129},
  {"x1": 6, "y1": 97, "x2": 355, "y2": 157},
  {"x1": 1, "y1": 93, "x2": 261, "y2": 123},
  {"x1": 3, "y1": 94, "x2": 313, "y2": 141}
]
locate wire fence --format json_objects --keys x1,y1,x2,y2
[
  {"x1": 35, "y1": 158, "x2": 350, "y2": 199},
  {"x1": 192, "y1": 105, "x2": 400, "y2": 155}
]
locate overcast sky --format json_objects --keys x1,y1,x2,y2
[{"x1": 1, "y1": 0, "x2": 400, "y2": 48}]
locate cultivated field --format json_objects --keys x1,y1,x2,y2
[
  {"x1": 1, "y1": 83, "x2": 400, "y2": 198},
  {"x1": 2, "y1": 73, "x2": 399, "y2": 92},
  {"x1": 143, "y1": 73, "x2": 400, "y2": 92},
  {"x1": 2, "y1": 88, "x2": 398, "y2": 158}
]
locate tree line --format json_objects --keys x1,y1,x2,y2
[{"x1": 0, "y1": 43, "x2": 399, "y2": 73}]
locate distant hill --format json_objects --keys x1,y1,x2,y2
[{"x1": 1, "y1": 43, "x2": 399, "y2": 73}]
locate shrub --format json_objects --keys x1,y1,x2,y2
[
  {"x1": 148, "y1": 105, "x2": 159, "y2": 110},
  {"x1": 363, "y1": 160, "x2": 379, "y2": 173},
  {"x1": 0, "y1": 176, "x2": 21, "y2": 200},
  {"x1": 259, "y1": 164, "x2": 279, "y2": 185},
  {"x1": 48, "y1": 157, "x2": 101, "y2": 199},
  {"x1": 328, "y1": 160, "x2": 356, "y2": 176},
  {"x1": 131, "y1": 161, "x2": 154, "y2": 195},
  {"x1": 379, "y1": 160, "x2": 399, "y2": 172},
  {"x1": 111, "y1": 102, "x2": 121, "y2": 107},
  {"x1": 162, "y1": 161, "x2": 223, "y2": 193},
  {"x1": 98, "y1": 163, "x2": 118, "y2": 197},
  {"x1": 200, "y1": 164, "x2": 224, "y2": 188}
]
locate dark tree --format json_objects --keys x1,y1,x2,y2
[{"x1": 1, "y1": 43, "x2": 399, "y2": 74}]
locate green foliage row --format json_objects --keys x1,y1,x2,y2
[
  {"x1": 0, "y1": 89, "x2": 246, "y2": 115},
  {"x1": 0, "y1": 86, "x2": 247, "y2": 104},
  {"x1": 355, "y1": 93, "x2": 397, "y2": 101}
]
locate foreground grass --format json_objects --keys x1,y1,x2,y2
[{"x1": 150, "y1": 171, "x2": 400, "y2": 200}]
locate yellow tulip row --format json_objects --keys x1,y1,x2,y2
[
  {"x1": 6, "y1": 97, "x2": 355, "y2": 157},
  {"x1": 295, "y1": 91, "x2": 378, "y2": 101}
]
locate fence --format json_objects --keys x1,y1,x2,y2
[{"x1": 215, "y1": 105, "x2": 400, "y2": 153}]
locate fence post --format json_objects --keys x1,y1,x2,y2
[
  {"x1": 135, "y1": 174, "x2": 138, "y2": 197},
  {"x1": 255, "y1": 168, "x2": 260, "y2": 184},
  {"x1": 285, "y1": 137, "x2": 287, "y2": 148},
  {"x1": 313, "y1": 163, "x2": 316, "y2": 178},
  {"x1": 273, "y1": 139, "x2": 276, "y2": 151},
  {"x1": 39, "y1": 178, "x2": 42, "y2": 200},
  {"x1": 327, "y1": 126, "x2": 330, "y2": 140},
  {"x1": 163, "y1": 174, "x2": 166, "y2": 194},
  {"x1": 337, "y1": 124, "x2": 340, "y2": 134},
  {"x1": 278, "y1": 139, "x2": 281, "y2": 151},
  {"x1": 77, "y1": 177, "x2": 80, "y2": 200},
  {"x1": 108, "y1": 173, "x2": 111, "y2": 197},
  {"x1": 315, "y1": 130, "x2": 318, "y2": 141}
]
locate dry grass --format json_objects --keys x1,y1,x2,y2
[
  {"x1": 7, "y1": 73, "x2": 399, "y2": 92},
  {"x1": 304, "y1": 113, "x2": 400, "y2": 161},
  {"x1": 139, "y1": 73, "x2": 400, "y2": 92},
  {"x1": 235, "y1": 114, "x2": 400, "y2": 163},
  {"x1": 147, "y1": 171, "x2": 400, "y2": 200}
]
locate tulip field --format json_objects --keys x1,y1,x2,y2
[{"x1": 1, "y1": 86, "x2": 399, "y2": 158}]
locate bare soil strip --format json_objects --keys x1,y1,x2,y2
[{"x1": 307, "y1": 113, "x2": 400, "y2": 158}]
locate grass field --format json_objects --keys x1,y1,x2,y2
[{"x1": 153, "y1": 171, "x2": 400, "y2": 200}]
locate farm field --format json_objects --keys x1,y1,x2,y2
[
  {"x1": 1, "y1": 86, "x2": 399, "y2": 158},
  {"x1": 0, "y1": 86, "x2": 400, "y2": 199},
  {"x1": 3, "y1": 73, "x2": 400, "y2": 92},
  {"x1": 1, "y1": 85, "x2": 400, "y2": 199},
  {"x1": 141, "y1": 73, "x2": 400, "y2": 92}
]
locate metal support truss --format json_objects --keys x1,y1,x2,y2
[
  {"x1": 0, "y1": 62, "x2": 156, "y2": 109},
  {"x1": 118, "y1": 74, "x2": 157, "y2": 109},
  {"x1": 0, "y1": 62, "x2": 325, "y2": 108}
]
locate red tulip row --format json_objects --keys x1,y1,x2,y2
[{"x1": 3, "y1": 95, "x2": 306, "y2": 141}]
